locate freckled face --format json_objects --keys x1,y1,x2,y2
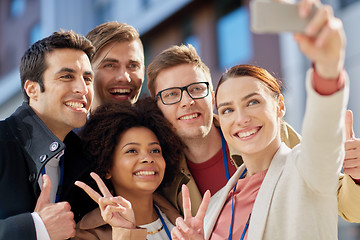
[{"x1": 217, "y1": 76, "x2": 283, "y2": 157}]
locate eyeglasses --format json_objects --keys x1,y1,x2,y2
[{"x1": 155, "y1": 82, "x2": 210, "y2": 105}]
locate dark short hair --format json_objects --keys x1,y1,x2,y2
[
  {"x1": 80, "y1": 97, "x2": 185, "y2": 191},
  {"x1": 20, "y1": 30, "x2": 94, "y2": 102}
]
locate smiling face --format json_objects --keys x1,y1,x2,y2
[
  {"x1": 154, "y1": 63, "x2": 214, "y2": 142},
  {"x1": 91, "y1": 40, "x2": 144, "y2": 110},
  {"x1": 107, "y1": 127, "x2": 166, "y2": 197},
  {"x1": 26, "y1": 48, "x2": 94, "y2": 141},
  {"x1": 216, "y1": 76, "x2": 284, "y2": 158}
]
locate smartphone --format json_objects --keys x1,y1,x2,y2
[{"x1": 250, "y1": 0, "x2": 319, "y2": 34}]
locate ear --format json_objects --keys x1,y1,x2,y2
[
  {"x1": 277, "y1": 94, "x2": 286, "y2": 118},
  {"x1": 105, "y1": 172, "x2": 111, "y2": 179},
  {"x1": 211, "y1": 90, "x2": 215, "y2": 106},
  {"x1": 24, "y1": 80, "x2": 40, "y2": 102}
]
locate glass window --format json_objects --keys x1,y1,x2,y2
[
  {"x1": 340, "y1": 0, "x2": 360, "y2": 8},
  {"x1": 29, "y1": 22, "x2": 41, "y2": 45},
  {"x1": 185, "y1": 35, "x2": 201, "y2": 57},
  {"x1": 217, "y1": 6, "x2": 253, "y2": 70},
  {"x1": 10, "y1": 0, "x2": 26, "y2": 18}
]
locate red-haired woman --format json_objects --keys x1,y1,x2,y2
[{"x1": 171, "y1": 0, "x2": 348, "y2": 239}]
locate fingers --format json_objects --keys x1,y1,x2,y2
[
  {"x1": 171, "y1": 224, "x2": 184, "y2": 240},
  {"x1": 181, "y1": 184, "x2": 192, "y2": 220},
  {"x1": 343, "y1": 158, "x2": 360, "y2": 169},
  {"x1": 37, "y1": 201, "x2": 76, "y2": 239},
  {"x1": 90, "y1": 172, "x2": 113, "y2": 198},
  {"x1": 195, "y1": 190, "x2": 211, "y2": 220},
  {"x1": 99, "y1": 197, "x2": 126, "y2": 213},
  {"x1": 298, "y1": 0, "x2": 320, "y2": 18},
  {"x1": 175, "y1": 217, "x2": 192, "y2": 235},
  {"x1": 75, "y1": 180, "x2": 102, "y2": 204},
  {"x1": 345, "y1": 110, "x2": 355, "y2": 140},
  {"x1": 35, "y1": 174, "x2": 52, "y2": 211},
  {"x1": 343, "y1": 166, "x2": 360, "y2": 179}
]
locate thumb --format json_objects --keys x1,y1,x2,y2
[
  {"x1": 35, "y1": 174, "x2": 52, "y2": 212},
  {"x1": 345, "y1": 109, "x2": 354, "y2": 140}
]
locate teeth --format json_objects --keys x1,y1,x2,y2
[
  {"x1": 179, "y1": 113, "x2": 199, "y2": 120},
  {"x1": 135, "y1": 170, "x2": 155, "y2": 176},
  {"x1": 110, "y1": 89, "x2": 131, "y2": 94},
  {"x1": 237, "y1": 128, "x2": 258, "y2": 138},
  {"x1": 65, "y1": 101, "x2": 84, "y2": 108}
]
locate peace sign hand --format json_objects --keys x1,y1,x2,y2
[
  {"x1": 171, "y1": 184, "x2": 210, "y2": 240},
  {"x1": 75, "y1": 172, "x2": 136, "y2": 229}
]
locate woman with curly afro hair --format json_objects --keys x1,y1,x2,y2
[{"x1": 73, "y1": 97, "x2": 185, "y2": 240}]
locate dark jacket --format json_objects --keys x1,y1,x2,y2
[{"x1": 0, "y1": 103, "x2": 97, "y2": 240}]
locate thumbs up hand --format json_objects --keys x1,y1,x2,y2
[
  {"x1": 343, "y1": 110, "x2": 360, "y2": 181},
  {"x1": 35, "y1": 174, "x2": 76, "y2": 239}
]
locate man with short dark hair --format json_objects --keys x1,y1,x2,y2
[{"x1": 0, "y1": 30, "x2": 95, "y2": 240}]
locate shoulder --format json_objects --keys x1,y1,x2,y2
[{"x1": 77, "y1": 208, "x2": 107, "y2": 230}]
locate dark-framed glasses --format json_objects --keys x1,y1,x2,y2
[{"x1": 155, "y1": 82, "x2": 210, "y2": 105}]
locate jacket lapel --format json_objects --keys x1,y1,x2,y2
[{"x1": 247, "y1": 143, "x2": 290, "y2": 239}]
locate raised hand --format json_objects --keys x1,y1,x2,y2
[
  {"x1": 294, "y1": 0, "x2": 346, "y2": 79},
  {"x1": 35, "y1": 174, "x2": 76, "y2": 239},
  {"x1": 344, "y1": 110, "x2": 360, "y2": 180},
  {"x1": 171, "y1": 185, "x2": 210, "y2": 240},
  {"x1": 75, "y1": 172, "x2": 136, "y2": 229}
]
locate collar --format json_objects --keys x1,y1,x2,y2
[
  {"x1": 78, "y1": 207, "x2": 107, "y2": 229},
  {"x1": 6, "y1": 102, "x2": 66, "y2": 183}
]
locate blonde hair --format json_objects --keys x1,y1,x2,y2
[{"x1": 147, "y1": 44, "x2": 212, "y2": 97}]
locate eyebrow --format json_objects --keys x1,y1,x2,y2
[
  {"x1": 56, "y1": 67, "x2": 93, "y2": 76},
  {"x1": 84, "y1": 71, "x2": 94, "y2": 76},
  {"x1": 217, "y1": 92, "x2": 260, "y2": 108},
  {"x1": 100, "y1": 58, "x2": 118, "y2": 64},
  {"x1": 56, "y1": 67, "x2": 76, "y2": 74},
  {"x1": 122, "y1": 142, "x2": 160, "y2": 149}
]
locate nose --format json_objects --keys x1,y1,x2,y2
[
  {"x1": 235, "y1": 108, "x2": 250, "y2": 126},
  {"x1": 139, "y1": 153, "x2": 155, "y2": 164},
  {"x1": 115, "y1": 66, "x2": 131, "y2": 82},
  {"x1": 180, "y1": 90, "x2": 195, "y2": 108},
  {"x1": 74, "y1": 77, "x2": 89, "y2": 95}
]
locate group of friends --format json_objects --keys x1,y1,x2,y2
[{"x1": 1, "y1": 0, "x2": 360, "y2": 239}]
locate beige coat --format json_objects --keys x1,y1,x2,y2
[
  {"x1": 161, "y1": 116, "x2": 360, "y2": 223},
  {"x1": 160, "y1": 117, "x2": 302, "y2": 217}
]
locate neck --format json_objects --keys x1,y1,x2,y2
[
  {"x1": 184, "y1": 124, "x2": 222, "y2": 164},
  {"x1": 29, "y1": 104, "x2": 69, "y2": 141},
  {"x1": 242, "y1": 139, "x2": 281, "y2": 177},
  {"x1": 115, "y1": 190, "x2": 157, "y2": 226}
]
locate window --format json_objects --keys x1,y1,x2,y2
[
  {"x1": 29, "y1": 22, "x2": 41, "y2": 45},
  {"x1": 10, "y1": 0, "x2": 26, "y2": 18},
  {"x1": 340, "y1": 0, "x2": 360, "y2": 8},
  {"x1": 217, "y1": 6, "x2": 252, "y2": 70}
]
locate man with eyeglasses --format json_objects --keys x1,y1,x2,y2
[
  {"x1": 146, "y1": 44, "x2": 299, "y2": 215},
  {"x1": 147, "y1": 44, "x2": 360, "y2": 222}
]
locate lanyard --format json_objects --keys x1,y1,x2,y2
[
  {"x1": 219, "y1": 129, "x2": 231, "y2": 181},
  {"x1": 228, "y1": 168, "x2": 249, "y2": 240},
  {"x1": 42, "y1": 155, "x2": 64, "y2": 203},
  {"x1": 154, "y1": 205, "x2": 172, "y2": 240}
]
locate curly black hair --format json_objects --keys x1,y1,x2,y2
[{"x1": 80, "y1": 97, "x2": 185, "y2": 191}]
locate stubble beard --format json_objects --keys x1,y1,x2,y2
[{"x1": 177, "y1": 125, "x2": 211, "y2": 146}]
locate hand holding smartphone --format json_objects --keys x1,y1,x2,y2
[{"x1": 250, "y1": 0, "x2": 319, "y2": 34}]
